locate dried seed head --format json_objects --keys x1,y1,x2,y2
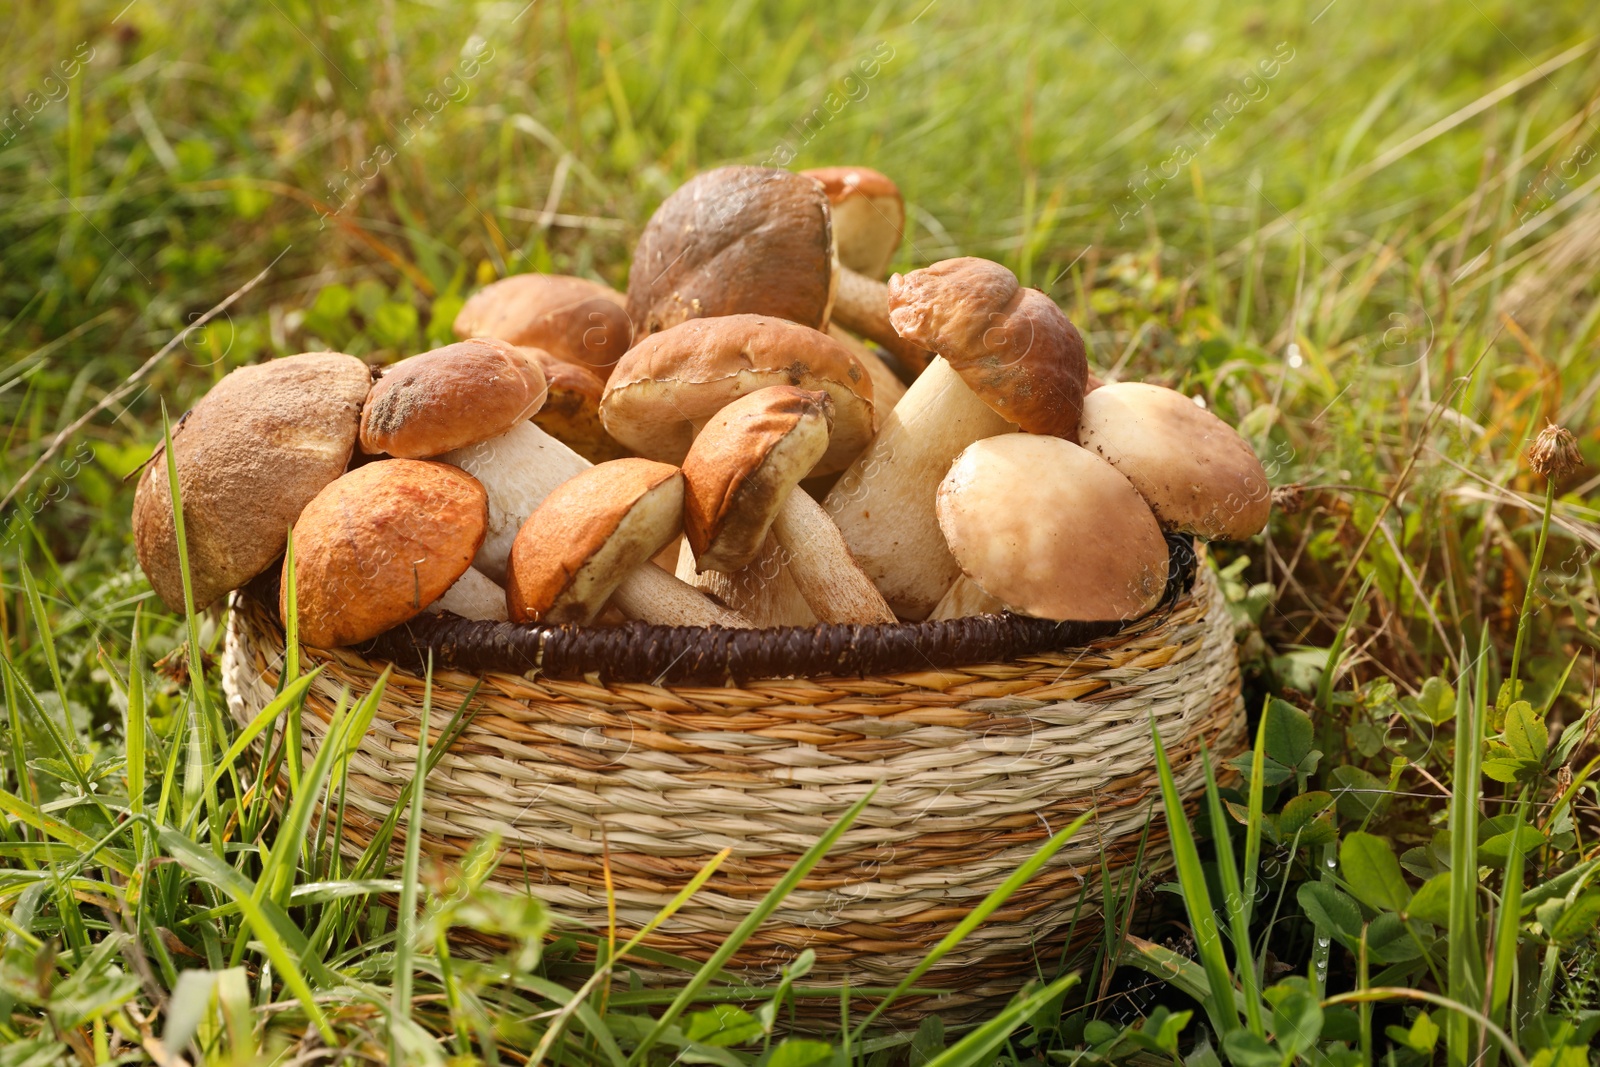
[
  {"x1": 1528, "y1": 423, "x2": 1582, "y2": 481},
  {"x1": 1271, "y1": 482, "x2": 1306, "y2": 516}
]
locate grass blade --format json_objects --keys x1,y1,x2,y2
[
  {"x1": 1152, "y1": 716, "x2": 1240, "y2": 1036},
  {"x1": 626, "y1": 783, "x2": 881, "y2": 1064},
  {"x1": 391, "y1": 656, "x2": 432, "y2": 1062},
  {"x1": 1202, "y1": 744, "x2": 1264, "y2": 1035},
  {"x1": 1446, "y1": 636, "x2": 1487, "y2": 1067},
  {"x1": 853, "y1": 809, "x2": 1094, "y2": 1037},
  {"x1": 919, "y1": 974, "x2": 1078, "y2": 1067}
]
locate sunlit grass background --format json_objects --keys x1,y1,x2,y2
[{"x1": 3, "y1": 0, "x2": 1600, "y2": 1062}]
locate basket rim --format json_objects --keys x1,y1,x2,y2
[{"x1": 236, "y1": 535, "x2": 1198, "y2": 685}]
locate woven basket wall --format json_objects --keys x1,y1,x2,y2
[{"x1": 221, "y1": 564, "x2": 1243, "y2": 1023}]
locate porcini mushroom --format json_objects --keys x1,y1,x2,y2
[
  {"x1": 600, "y1": 314, "x2": 876, "y2": 474},
  {"x1": 933, "y1": 434, "x2": 1169, "y2": 622},
  {"x1": 425, "y1": 566, "x2": 509, "y2": 622},
  {"x1": 453, "y1": 273, "x2": 633, "y2": 372},
  {"x1": 626, "y1": 166, "x2": 836, "y2": 338},
  {"x1": 506, "y1": 458, "x2": 749, "y2": 627},
  {"x1": 357, "y1": 338, "x2": 587, "y2": 584},
  {"x1": 1077, "y1": 382, "x2": 1271, "y2": 541},
  {"x1": 674, "y1": 534, "x2": 816, "y2": 627},
  {"x1": 520, "y1": 347, "x2": 629, "y2": 462},
  {"x1": 823, "y1": 257, "x2": 1088, "y2": 619},
  {"x1": 284, "y1": 459, "x2": 488, "y2": 647},
  {"x1": 133, "y1": 352, "x2": 371, "y2": 612},
  {"x1": 801, "y1": 166, "x2": 904, "y2": 279},
  {"x1": 681, "y1": 387, "x2": 894, "y2": 624}
]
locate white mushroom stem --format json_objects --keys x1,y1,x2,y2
[
  {"x1": 426, "y1": 566, "x2": 509, "y2": 621},
  {"x1": 822, "y1": 357, "x2": 1016, "y2": 619},
  {"x1": 443, "y1": 420, "x2": 590, "y2": 583},
  {"x1": 929, "y1": 575, "x2": 1007, "y2": 620},
  {"x1": 610, "y1": 561, "x2": 753, "y2": 627},
  {"x1": 770, "y1": 489, "x2": 895, "y2": 624},
  {"x1": 677, "y1": 536, "x2": 815, "y2": 627},
  {"x1": 830, "y1": 268, "x2": 929, "y2": 373},
  {"x1": 827, "y1": 323, "x2": 905, "y2": 415}
]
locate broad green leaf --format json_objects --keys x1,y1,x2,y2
[
  {"x1": 767, "y1": 1039, "x2": 834, "y2": 1067},
  {"x1": 1503, "y1": 701, "x2": 1547, "y2": 763},
  {"x1": 1264, "y1": 698, "x2": 1319, "y2": 776},
  {"x1": 1417, "y1": 677, "x2": 1455, "y2": 725},
  {"x1": 1278, "y1": 791, "x2": 1337, "y2": 848},
  {"x1": 1265, "y1": 979, "x2": 1323, "y2": 1059},
  {"x1": 1330, "y1": 764, "x2": 1389, "y2": 821},
  {"x1": 1340, "y1": 832, "x2": 1411, "y2": 913},
  {"x1": 1482, "y1": 757, "x2": 1535, "y2": 784},
  {"x1": 1386, "y1": 1010, "x2": 1440, "y2": 1053},
  {"x1": 1409, "y1": 873, "x2": 1452, "y2": 927},
  {"x1": 1221, "y1": 1029, "x2": 1278, "y2": 1067},
  {"x1": 1298, "y1": 882, "x2": 1363, "y2": 941},
  {"x1": 1480, "y1": 825, "x2": 1544, "y2": 867},
  {"x1": 687, "y1": 1005, "x2": 763, "y2": 1048},
  {"x1": 1366, "y1": 911, "x2": 1423, "y2": 962}
]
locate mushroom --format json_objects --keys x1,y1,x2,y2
[
  {"x1": 1076, "y1": 382, "x2": 1271, "y2": 540},
  {"x1": 284, "y1": 459, "x2": 488, "y2": 647},
  {"x1": 674, "y1": 534, "x2": 816, "y2": 627},
  {"x1": 358, "y1": 337, "x2": 587, "y2": 584},
  {"x1": 801, "y1": 166, "x2": 904, "y2": 279},
  {"x1": 932, "y1": 434, "x2": 1169, "y2": 622},
  {"x1": 626, "y1": 164, "x2": 918, "y2": 387},
  {"x1": 626, "y1": 166, "x2": 837, "y2": 338},
  {"x1": 506, "y1": 458, "x2": 749, "y2": 627},
  {"x1": 519, "y1": 347, "x2": 629, "y2": 462},
  {"x1": 133, "y1": 351, "x2": 371, "y2": 612},
  {"x1": 827, "y1": 323, "x2": 905, "y2": 412},
  {"x1": 453, "y1": 273, "x2": 633, "y2": 373},
  {"x1": 600, "y1": 314, "x2": 876, "y2": 474},
  {"x1": 823, "y1": 258, "x2": 1088, "y2": 619},
  {"x1": 681, "y1": 387, "x2": 894, "y2": 624},
  {"x1": 802, "y1": 166, "x2": 930, "y2": 375},
  {"x1": 424, "y1": 565, "x2": 509, "y2": 622}
]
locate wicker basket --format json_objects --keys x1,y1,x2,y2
[{"x1": 221, "y1": 549, "x2": 1243, "y2": 1022}]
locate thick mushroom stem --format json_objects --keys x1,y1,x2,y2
[
  {"x1": 770, "y1": 490, "x2": 896, "y2": 624},
  {"x1": 427, "y1": 567, "x2": 508, "y2": 621},
  {"x1": 823, "y1": 357, "x2": 1016, "y2": 619},
  {"x1": 929, "y1": 575, "x2": 1007, "y2": 620},
  {"x1": 610, "y1": 562, "x2": 753, "y2": 627},
  {"x1": 443, "y1": 420, "x2": 590, "y2": 584},
  {"x1": 677, "y1": 536, "x2": 814, "y2": 627},
  {"x1": 830, "y1": 268, "x2": 930, "y2": 374},
  {"x1": 827, "y1": 324, "x2": 906, "y2": 412}
]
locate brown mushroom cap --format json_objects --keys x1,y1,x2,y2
[
  {"x1": 360, "y1": 339, "x2": 547, "y2": 458},
  {"x1": 519, "y1": 347, "x2": 629, "y2": 462},
  {"x1": 283, "y1": 459, "x2": 488, "y2": 647},
  {"x1": 506, "y1": 458, "x2": 685, "y2": 623},
  {"x1": 802, "y1": 166, "x2": 904, "y2": 280},
  {"x1": 453, "y1": 274, "x2": 633, "y2": 371},
  {"x1": 682, "y1": 387, "x2": 833, "y2": 573},
  {"x1": 626, "y1": 166, "x2": 834, "y2": 338},
  {"x1": 1077, "y1": 382, "x2": 1271, "y2": 540},
  {"x1": 888, "y1": 257, "x2": 1087, "y2": 438},
  {"x1": 601, "y1": 314, "x2": 874, "y2": 475},
  {"x1": 937, "y1": 434, "x2": 1169, "y2": 622},
  {"x1": 133, "y1": 352, "x2": 370, "y2": 613}
]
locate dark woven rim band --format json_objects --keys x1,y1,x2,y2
[{"x1": 242, "y1": 535, "x2": 1198, "y2": 685}]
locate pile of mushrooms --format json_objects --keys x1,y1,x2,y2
[{"x1": 134, "y1": 164, "x2": 1272, "y2": 650}]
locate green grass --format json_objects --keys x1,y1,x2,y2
[{"x1": 4, "y1": 0, "x2": 1600, "y2": 1061}]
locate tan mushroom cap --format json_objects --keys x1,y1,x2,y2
[
  {"x1": 1077, "y1": 382, "x2": 1271, "y2": 541},
  {"x1": 888, "y1": 257, "x2": 1087, "y2": 438},
  {"x1": 453, "y1": 273, "x2": 633, "y2": 371},
  {"x1": 682, "y1": 387, "x2": 833, "y2": 573},
  {"x1": 601, "y1": 315, "x2": 874, "y2": 475},
  {"x1": 519, "y1": 347, "x2": 629, "y2": 462},
  {"x1": 937, "y1": 434, "x2": 1169, "y2": 622},
  {"x1": 283, "y1": 460, "x2": 488, "y2": 648},
  {"x1": 802, "y1": 166, "x2": 904, "y2": 280},
  {"x1": 134, "y1": 351, "x2": 371, "y2": 613},
  {"x1": 506, "y1": 459, "x2": 685, "y2": 623},
  {"x1": 626, "y1": 166, "x2": 835, "y2": 338},
  {"x1": 360, "y1": 339, "x2": 547, "y2": 459}
]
